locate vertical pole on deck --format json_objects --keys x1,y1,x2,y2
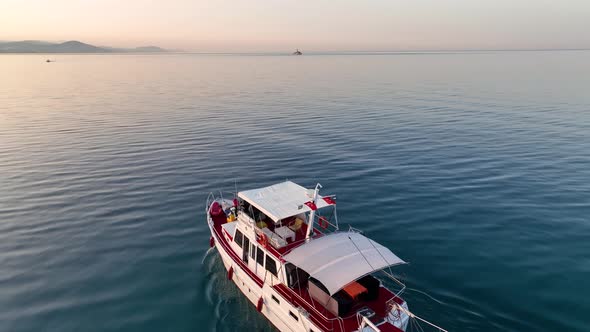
[{"x1": 305, "y1": 183, "x2": 322, "y2": 241}]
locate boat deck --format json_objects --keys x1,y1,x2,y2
[
  {"x1": 296, "y1": 285, "x2": 403, "y2": 331},
  {"x1": 209, "y1": 202, "x2": 404, "y2": 332},
  {"x1": 273, "y1": 283, "x2": 404, "y2": 332},
  {"x1": 275, "y1": 220, "x2": 324, "y2": 254}
]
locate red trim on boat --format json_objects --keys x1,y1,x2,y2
[
  {"x1": 211, "y1": 224, "x2": 264, "y2": 287},
  {"x1": 304, "y1": 201, "x2": 317, "y2": 210},
  {"x1": 257, "y1": 237, "x2": 286, "y2": 262},
  {"x1": 222, "y1": 228, "x2": 233, "y2": 242},
  {"x1": 322, "y1": 196, "x2": 336, "y2": 205},
  {"x1": 272, "y1": 283, "x2": 407, "y2": 332},
  {"x1": 273, "y1": 284, "x2": 337, "y2": 332},
  {"x1": 210, "y1": 216, "x2": 405, "y2": 332}
]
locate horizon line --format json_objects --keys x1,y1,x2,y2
[
  {"x1": 2, "y1": 49, "x2": 590, "y2": 55},
  {"x1": 2, "y1": 39, "x2": 590, "y2": 54}
]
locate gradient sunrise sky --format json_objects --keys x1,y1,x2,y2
[{"x1": 1, "y1": 0, "x2": 589, "y2": 52}]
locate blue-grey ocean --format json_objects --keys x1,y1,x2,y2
[{"x1": 1, "y1": 51, "x2": 589, "y2": 332}]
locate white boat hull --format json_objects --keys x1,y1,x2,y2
[
  {"x1": 205, "y1": 191, "x2": 411, "y2": 332},
  {"x1": 209, "y1": 222, "x2": 321, "y2": 332}
]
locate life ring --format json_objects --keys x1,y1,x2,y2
[{"x1": 319, "y1": 216, "x2": 329, "y2": 229}]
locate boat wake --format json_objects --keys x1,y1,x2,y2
[
  {"x1": 202, "y1": 241, "x2": 275, "y2": 331},
  {"x1": 405, "y1": 287, "x2": 448, "y2": 306},
  {"x1": 202, "y1": 246, "x2": 216, "y2": 264}
]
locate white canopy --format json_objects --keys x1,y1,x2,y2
[
  {"x1": 238, "y1": 181, "x2": 333, "y2": 222},
  {"x1": 283, "y1": 232, "x2": 405, "y2": 295}
]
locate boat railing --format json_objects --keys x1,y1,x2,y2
[
  {"x1": 206, "y1": 190, "x2": 233, "y2": 206},
  {"x1": 381, "y1": 270, "x2": 406, "y2": 299},
  {"x1": 388, "y1": 302, "x2": 448, "y2": 332},
  {"x1": 347, "y1": 225, "x2": 364, "y2": 234},
  {"x1": 356, "y1": 313, "x2": 380, "y2": 331},
  {"x1": 313, "y1": 212, "x2": 339, "y2": 233},
  {"x1": 206, "y1": 190, "x2": 240, "y2": 213},
  {"x1": 273, "y1": 283, "x2": 345, "y2": 332},
  {"x1": 206, "y1": 192, "x2": 216, "y2": 215},
  {"x1": 276, "y1": 213, "x2": 340, "y2": 256},
  {"x1": 347, "y1": 225, "x2": 407, "y2": 299}
]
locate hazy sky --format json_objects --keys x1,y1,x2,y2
[{"x1": 1, "y1": 0, "x2": 589, "y2": 51}]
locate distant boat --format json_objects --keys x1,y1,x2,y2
[
  {"x1": 292, "y1": 49, "x2": 302, "y2": 55},
  {"x1": 46, "y1": 59, "x2": 53, "y2": 63}
]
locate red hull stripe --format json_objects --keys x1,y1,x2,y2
[
  {"x1": 273, "y1": 284, "x2": 334, "y2": 331},
  {"x1": 213, "y1": 223, "x2": 404, "y2": 332},
  {"x1": 222, "y1": 228, "x2": 233, "y2": 242}
]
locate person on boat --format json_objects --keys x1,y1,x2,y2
[{"x1": 227, "y1": 207, "x2": 237, "y2": 222}]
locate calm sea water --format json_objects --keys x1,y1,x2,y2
[{"x1": 1, "y1": 51, "x2": 589, "y2": 332}]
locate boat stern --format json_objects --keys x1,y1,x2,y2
[{"x1": 385, "y1": 300, "x2": 410, "y2": 331}]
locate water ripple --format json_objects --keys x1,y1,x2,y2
[{"x1": 1, "y1": 52, "x2": 590, "y2": 332}]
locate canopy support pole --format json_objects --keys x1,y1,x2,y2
[{"x1": 305, "y1": 183, "x2": 322, "y2": 241}]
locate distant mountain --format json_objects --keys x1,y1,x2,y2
[
  {"x1": 55, "y1": 40, "x2": 106, "y2": 53},
  {"x1": 0, "y1": 40, "x2": 167, "y2": 53}
]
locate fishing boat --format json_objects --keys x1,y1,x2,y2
[
  {"x1": 206, "y1": 181, "x2": 446, "y2": 332},
  {"x1": 293, "y1": 49, "x2": 303, "y2": 55}
]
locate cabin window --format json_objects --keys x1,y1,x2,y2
[
  {"x1": 245, "y1": 204, "x2": 268, "y2": 223},
  {"x1": 242, "y1": 236, "x2": 250, "y2": 263},
  {"x1": 285, "y1": 263, "x2": 309, "y2": 289},
  {"x1": 256, "y1": 247, "x2": 265, "y2": 266},
  {"x1": 234, "y1": 230, "x2": 244, "y2": 248},
  {"x1": 271, "y1": 295, "x2": 280, "y2": 304},
  {"x1": 250, "y1": 243, "x2": 256, "y2": 260},
  {"x1": 289, "y1": 311, "x2": 299, "y2": 321},
  {"x1": 265, "y1": 257, "x2": 278, "y2": 277}
]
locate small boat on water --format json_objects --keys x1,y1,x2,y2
[
  {"x1": 206, "y1": 181, "x2": 447, "y2": 332},
  {"x1": 293, "y1": 49, "x2": 303, "y2": 55}
]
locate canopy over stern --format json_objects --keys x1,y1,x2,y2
[{"x1": 283, "y1": 232, "x2": 405, "y2": 295}]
